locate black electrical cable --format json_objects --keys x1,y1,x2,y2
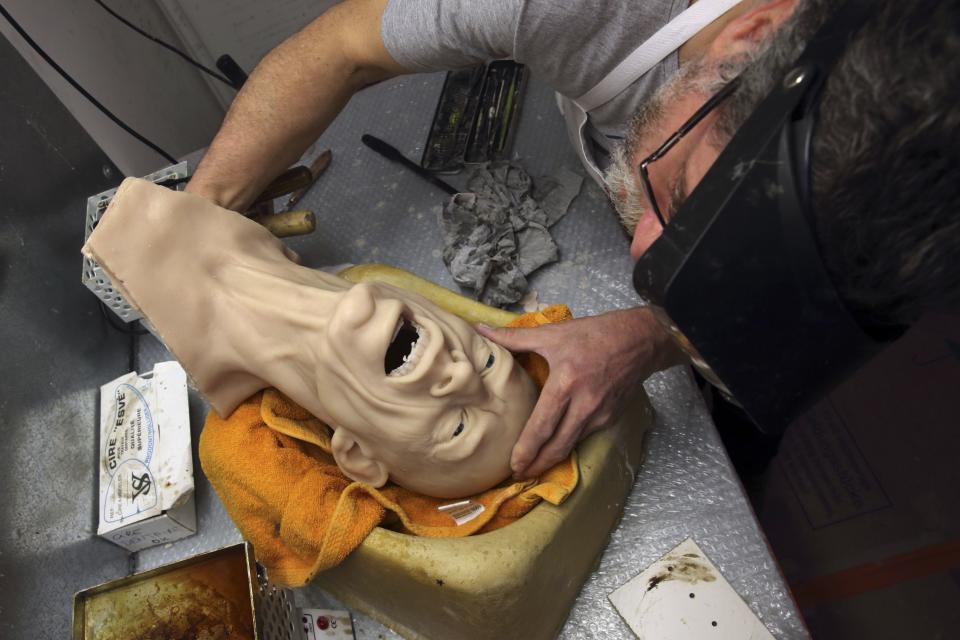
[
  {"x1": 0, "y1": 2, "x2": 177, "y2": 164},
  {"x1": 91, "y1": 0, "x2": 237, "y2": 89}
]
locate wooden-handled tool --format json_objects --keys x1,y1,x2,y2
[
  {"x1": 156, "y1": 158, "x2": 330, "y2": 237},
  {"x1": 250, "y1": 149, "x2": 333, "y2": 206},
  {"x1": 159, "y1": 160, "x2": 327, "y2": 209},
  {"x1": 247, "y1": 150, "x2": 332, "y2": 237},
  {"x1": 286, "y1": 149, "x2": 332, "y2": 208},
  {"x1": 361, "y1": 134, "x2": 459, "y2": 195},
  {"x1": 250, "y1": 210, "x2": 316, "y2": 237},
  {"x1": 250, "y1": 166, "x2": 315, "y2": 205}
]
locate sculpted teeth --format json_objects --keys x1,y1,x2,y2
[{"x1": 389, "y1": 322, "x2": 427, "y2": 377}]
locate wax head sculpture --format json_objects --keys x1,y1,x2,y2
[
  {"x1": 319, "y1": 279, "x2": 538, "y2": 497},
  {"x1": 82, "y1": 178, "x2": 538, "y2": 499}
]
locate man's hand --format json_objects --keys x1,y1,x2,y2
[{"x1": 477, "y1": 307, "x2": 685, "y2": 479}]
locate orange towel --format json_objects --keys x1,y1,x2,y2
[{"x1": 199, "y1": 305, "x2": 576, "y2": 586}]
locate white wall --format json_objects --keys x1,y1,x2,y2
[
  {"x1": 156, "y1": 0, "x2": 340, "y2": 111},
  {"x1": 0, "y1": 0, "x2": 227, "y2": 176}
]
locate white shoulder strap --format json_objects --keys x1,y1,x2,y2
[{"x1": 576, "y1": 0, "x2": 744, "y2": 112}]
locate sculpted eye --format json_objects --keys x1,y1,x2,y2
[
  {"x1": 485, "y1": 353, "x2": 495, "y2": 369},
  {"x1": 452, "y1": 421, "x2": 464, "y2": 438}
]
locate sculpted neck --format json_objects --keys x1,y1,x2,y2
[
  {"x1": 83, "y1": 178, "x2": 349, "y2": 420},
  {"x1": 199, "y1": 255, "x2": 351, "y2": 420}
]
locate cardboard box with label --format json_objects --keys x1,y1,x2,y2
[{"x1": 97, "y1": 361, "x2": 196, "y2": 551}]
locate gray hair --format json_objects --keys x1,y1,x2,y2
[{"x1": 714, "y1": 0, "x2": 960, "y2": 329}]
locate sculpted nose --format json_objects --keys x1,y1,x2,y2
[
  {"x1": 338, "y1": 282, "x2": 377, "y2": 327},
  {"x1": 431, "y1": 356, "x2": 477, "y2": 398}
]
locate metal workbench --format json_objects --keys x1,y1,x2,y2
[{"x1": 128, "y1": 72, "x2": 808, "y2": 638}]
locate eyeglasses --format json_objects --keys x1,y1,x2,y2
[{"x1": 637, "y1": 77, "x2": 741, "y2": 228}]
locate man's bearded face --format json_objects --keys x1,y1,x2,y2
[{"x1": 604, "y1": 58, "x2": 739, "y2": 259}]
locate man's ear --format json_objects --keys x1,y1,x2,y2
[
  {"x1": 330, "y1": 427, "x2": 389, "y2": 487},
  {"x1": 705, "y1": 0, "x2": 799, "y2": 62}
]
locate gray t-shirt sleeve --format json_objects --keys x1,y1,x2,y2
[
  {"x1": 381, "y1": 0, "x2": 682, "y2": 134},
  {"x1": 381, "y1": 0, "x2": 522, "y2": 71}
]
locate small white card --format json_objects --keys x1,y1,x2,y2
[{"x1": 609, "y1": 538, "x2": 774, "y2": 640}]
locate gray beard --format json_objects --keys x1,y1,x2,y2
[{"x1": 604, "y1": 58, "x2": 732, "y2": 234}]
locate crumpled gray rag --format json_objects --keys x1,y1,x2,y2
[{"x1": 439, "y1": 162, "x2": 582, "y2": 307}]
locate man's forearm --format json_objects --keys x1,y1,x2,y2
[{"x1": 186, "y1": 0, "x2": 405, "y2": 210}]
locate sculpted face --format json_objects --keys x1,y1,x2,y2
[
  {"x1": 83, "y1": 177, "x2": 539, "y2": 500},
  {"x1": 318, "y1": 281, "x2": 539, "y2": 498}
]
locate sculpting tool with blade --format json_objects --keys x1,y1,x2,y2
[{"x1": 361, "y1": 134, "x2": 459, "y2": 195}]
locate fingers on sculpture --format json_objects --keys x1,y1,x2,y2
[
  {"x1": 83, "y1": 178, "x2": 538, "y2": 499},
  {"x1": 478, "y1": 308, "x2": 682, "y2": 480}
]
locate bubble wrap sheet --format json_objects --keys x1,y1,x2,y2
[{"x1": 133, "y1": 72, "x2": 808, "y2": 639}]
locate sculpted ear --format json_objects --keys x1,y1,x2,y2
[{"x1": 330, "y1": 427, "x2": 389, "y2": 487}]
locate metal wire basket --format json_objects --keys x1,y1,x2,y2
[{"x1": 81, "y1": 161, "x2": 188, "y2": 323}]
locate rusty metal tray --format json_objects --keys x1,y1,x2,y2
[{"x1": 72, "y1": 542, "x2": 300, "y2": 640}]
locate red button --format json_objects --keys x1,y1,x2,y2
[{"x1": 317, "y1": 616, "x2": 330, "y2": 630}]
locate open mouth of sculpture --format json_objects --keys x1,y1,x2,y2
[{"x1": 385, "y1": 316, "x2": 429, "y2": 376}]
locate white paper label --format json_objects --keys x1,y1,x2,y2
[
  {"x1": 97, "y1": 362, "x2": 196, "y2": 551},
  {"x1": 102, "y1": 379, "x2": 159, "y2": 522},
  {"x1": 437, "y1": 500, "x2": 485, "y2": 526}
]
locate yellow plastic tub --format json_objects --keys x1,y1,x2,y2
[{"x1": 299, "y1": 266, "x2": 653, "y2": 639}]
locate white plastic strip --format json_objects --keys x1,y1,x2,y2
[{"x1": 575, "y1": 0, "x2": 744, "y2": 112}]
